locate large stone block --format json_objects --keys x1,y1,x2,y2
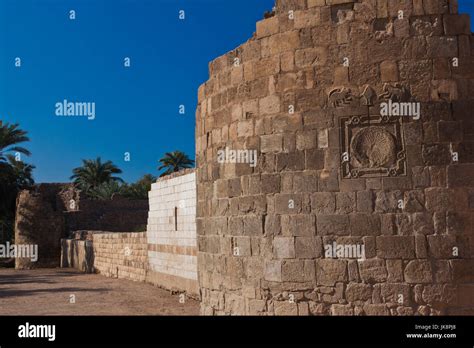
[
  {"x1": 376, "y1": 236, "x2": 415, "y2": 259},
  {"x1": 447, "y1": 164, "x2": 474, "y2": 188},
  {"x1": 404, "y1": 260, "x2": 433, "y2": 284},
  {"x1": 359, "y1": 259, "x2": 388, "y2": 283},
  {"x1": 282, "y1": 214, "x2": 316, "y2": 236},
  {"x1": 317, "y1": 215, "x2": 350, "y2": 235},
  {"x1": 345, "y1": 283, "x2": 372, "y2": 302},
  {"x1": 311, "y1": 192, "x2": 336, "y2": 214},
  {"x1": 316, "y1": 259, "x2": 347, "y2": 286},
  {"x1": 295, "y1": 236, "x2": 323, "y2": 258},
  {"x1": 273, "y1": 237, "x2": 296, "y2": 259},
  {"x1": 282, "y1": 260, "x2": 315, "y2": 282}
]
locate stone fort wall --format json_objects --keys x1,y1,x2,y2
[{"x1": 196, "y1": 0, "x2": 474, "y2": 315}]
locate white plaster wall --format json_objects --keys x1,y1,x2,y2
[{"x1": 146, "y1": 172, "x2": 197, "y2": 281}]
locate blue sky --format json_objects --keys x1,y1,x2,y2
[{"x1": 0, "y1": 0, "x2": 473, "y2": 183}]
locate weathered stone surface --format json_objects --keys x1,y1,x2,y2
[
  {"x1": 273, "y1": 237, "x2": 295, "y2": 259},
  {"x1": 346, "y1": 283, "x2": 372, "y2": 302},
  {"x1": 404, "y1": 260, "x2": 433, "y2": 284},
  {"x1": 427, "y1": 235, "x2": 458, "y2": 259},
  {"x1": 363, "y1": 304, "x2": 390, "y2": 316},
  {"x1": 359, "y1": 259, "x2": 388, "y2": 283},
  {"x1": 274, "y1": 301, "x2": 298, "y2": 316},
  {"x1": 197, "y1": 0, "x2": 474, "y2": 316},
  {"x1": 317, "y1": 215, "x2": 350, "y2": 235},
  {"x1": 316, "y1": 259, "x2": 347, "y2": 286},
  {"x1": 282, "y1": 260, "x2": 315, "y2": 282},
  {"x1": 376, "y1": 236, "x2": 415, "y2": 259},
  {"x1": 311, "y1": 192, "x2": 336, "y2": 214},
  {"x1": 331, "y1": 304, "x2": 354, "y2": 316},
  {"x1": 281, "y1": 215, "x2": 316, "y2": 236},
  {"x1": 295, "y1": 236, "x2": 322, "y2": 258}
]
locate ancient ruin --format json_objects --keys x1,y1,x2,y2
[
  {"x1": 15, "y1": 184, "x2": 148, "y2": 268},
  {"x1": 195, "y1": 0, "x2": 474, "y2": 315}
]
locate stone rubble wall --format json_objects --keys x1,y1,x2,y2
[
  {"x1": 196, "y1": 0, "x2": 474, "y2": 315},
  {"x1": 146, "y1": 170, "x2": 199, "y2": 296},
  {"x1": 14, "y1": 183, "x2": 148, "y2": 269}
]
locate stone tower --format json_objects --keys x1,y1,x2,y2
[{"x1": 196, "y1": 0, "x2": 474, "y2": 315}]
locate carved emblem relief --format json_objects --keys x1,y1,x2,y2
[
  {"x1": 327, "y1": 83, "x2": 412, "y2": 107},
  {"x1": 328, "y1": 87, "x2": 355, "y2": 108},
  {"x1": 340, "y1": 114, "x2": 407, "y2": 179},
  {"x1": 328, "y1": 84, "x2": 410, "y2": 179}
]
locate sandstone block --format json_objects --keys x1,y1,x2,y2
[
  {"x1": 264, "y1": 260, "x2": 282, "y2": 282},
  {"x1": 427, "y1": 235, "x2": 458, "y2": 259},
  {"x1": 363, "y1": 304, "x2": 390, "y2": 316},
  {"x1": 311, "y1": 192, "x2": 336, "y2": 214},
  {"x1": 350, "y1": 214, "x2": 381, "y2": 236},
  {"x1": 317, "y1": 215, "x2": 350, "y2": 235},
  {"x1": 274, "y1": 301, "x2": 298, "y2": 316},
  {"x1": 376, "y1": 236, "x2": 415, "y2": 259},
  {"x1": 331, "y1": 304, "x2": 354, "y2": 316},
  {"x1": 359, "y1": 259, "x2": 387, "y2": 283},
  {"x1": 346, "y1": 283, "x2": 372, "y2": 302},
  {"x1": 295, "y1": 47, "x2": 328, "y2": 68},
  {"x1": 261, "y1": 134, "x2": 283, "y2": 153},
  {"x1": 443, "y1": 14, "x2": 471, "y2": 35},
  {"x1": 273, "y1": 237, "x2": 295, "y2": 259},
  {"x1": 282, "y1": 215, "x2": 316, "y2": 236},
  {"x1": 295, "y1": 236, "x2": 323, "y2": 258},
  {"x1": 447, "y1": 164, "x2": 474, "y2": 188},
  {"x1": 282, "y1": 260, "x2": 315, "y2": 282},
  {"x1": 404, "y1": 260, "x2": 433, "y2": 284},
  {"x1": 316, "y1": 259, "x2": 347, "y2": 286},
  {"x1": 256, "y1": 17, "x2": 279, "y2": 38}
]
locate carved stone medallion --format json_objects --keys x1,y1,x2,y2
[{"x1": 340, "y1": 114, "x2": 407, "y2": 179}]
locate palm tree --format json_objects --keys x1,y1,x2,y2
[
  {"x1": 158, "y1": 151, "x2": 194, "y2": 177},
  {"x1": 122, "y1": 174, "x2": 156, "y2": 199},
  {"x1": 0, "y1": 122, "x2": 31, "y2": 163},
  {"x1": 70, "y1": 157, "x2": 123, "y2": 194},
  {"x1": 0, "y1": 121, "x2": 34, "y2": 243},
  {"x1": 88, "y1": 180, "x2": 124, "y2": 200},
  {"x1": 6, "y1": 155, "x2": 35, "y2": 188}
]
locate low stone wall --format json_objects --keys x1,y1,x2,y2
[
  {"x1": 61, "y1": 232, "x2": 147, "y2": 282},
  {"x1": 146, "y1": 170, "x2": 199, "y2": 296},
  {"x1": 93, "y1": 232, "x2": 148, "y2": 282}
]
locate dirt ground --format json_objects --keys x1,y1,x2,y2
[{"x1": 0, "y1": 268, "x2": 200, "y2": 315}]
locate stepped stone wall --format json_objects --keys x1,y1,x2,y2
[{"x1": 196, "y1": 0, "x2": 474, "y2": 315}]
